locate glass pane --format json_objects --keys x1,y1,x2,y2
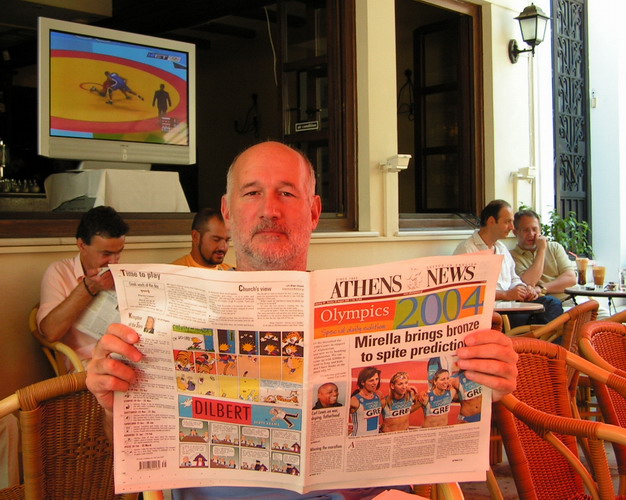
[
  {"x1": 424, "y1": 28, "x2": 457, "y2": 87},
  {"x1": 283, "y1": 67, "x2": 328, "y2": 135},
  {"x1": 424, "y1": 154, "x2": 461, "y2": 210},
  {"x1": 285, "y1": 0, "x2": 327, "y2": 62},
  {"x1": 424, "y1": 91, "x2": 458, "y2": 148},
  {"x1": 289, "y1": 141, "x2": 338, "y2": 214}
]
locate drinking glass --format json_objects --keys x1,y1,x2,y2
[
  {"x1": 592, "y1": 265, "x2": 606, "y2": 290},
  {"x1": 576, "y1": 258, "x2": 589, "y2": 286}
]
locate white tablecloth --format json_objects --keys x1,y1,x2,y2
[{"x1": 44, "y1": 169, "x2": 190, "y2": 212}]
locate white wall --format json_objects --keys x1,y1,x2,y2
[{"x1": 588, "y1": 0, "x2": 626, "y2": 278}]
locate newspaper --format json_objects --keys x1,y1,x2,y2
[
  {"x1": 74, "y1": 289, "x2": 120, "y2": 340},
  {"x1": 109, "y1": 253, "x2": 502, "y2": 494}
]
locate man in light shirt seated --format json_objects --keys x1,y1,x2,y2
[
  {"x1": 87, "y1": 143, "x2": 519, "y2": 499},
  {"x1": 510, "y1": 209, "x2": 576, "y2": 301},
  {"x1": 171, "y1": 207, "x2": 233, "y2": 270},
  {"x1": 454, "y1": 200, "x2": 563, "y2": 328},
  {"x1": 37, "y1": 206, "x2": 128, "y2": 366}
]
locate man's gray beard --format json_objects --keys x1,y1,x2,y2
[{"x1": 235, "y1": 231, "x2": 310, "y2": 270}]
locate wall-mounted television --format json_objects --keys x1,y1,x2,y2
[{"x1": 38, "y1": 17, "x2": 196, "y2": 169}]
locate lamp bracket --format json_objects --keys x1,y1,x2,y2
[{"x1": 509, "y1": 39, "x2": 534, "y2": 64}]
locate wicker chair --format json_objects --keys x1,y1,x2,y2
[
  {"x1": 505, "y1": 300, "x2": 599, "y2": 351},
  {"x1": 579, "y1": 320, "x2": 626, "y2": 494},
  {"x1": 492, "y1": 337, "x2": 626, "y2": 499},
  {"x1": 0, "y1": 372, "x2": 137, "y2": 500},
  {"x1": 606, "y1": 310, "x2": 626, "y2": 324},
  {"x1": 413, "y1": 483, "x2": 464, "y2": 499},
  {"x1": 28, "y1": 305, "x2": 84, "y2": 376}
]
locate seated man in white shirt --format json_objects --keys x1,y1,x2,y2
[
  {"x1": 454, "y1": 200, "x2": 563, "y2": 328},
  {"x1": 37, "y1": 206, "x2": 128, "y2": 365}
]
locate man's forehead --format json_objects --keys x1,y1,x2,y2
[
  {"x1": 497, "y1": 207, "x2": 513, "y2": 219},
  {"x1": 205, "y1": 216, "x2": 226, "y2": 231},
  {"x1": 519, "y1": 215, "x2": 540, "y2": 227}
]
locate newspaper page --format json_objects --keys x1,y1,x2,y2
[
  {"x1": 304, "y1": 253, "x2": 501, "y2": 491},
  {"x1": 110, "y1": 265, "x2": 312, "y2": 494},
  {"x1": 109, "y1": 253, "x2": 501, "y2": 494}
]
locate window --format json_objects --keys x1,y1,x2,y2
[
  {"x1": 396, "y1": 0, "x2": 483, "y2": 229},
  {"x1": 279, "y1": 0, "x2": 357, "y2": 231}
]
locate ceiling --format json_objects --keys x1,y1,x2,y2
[{"x1": 0, "y1": 0, "x2": 280, "y2": 71}]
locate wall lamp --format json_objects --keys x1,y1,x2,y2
[{"x1": 508, "y1": 3, "x2": 550, "y2": 64}]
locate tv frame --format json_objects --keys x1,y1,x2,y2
[{"x1": 38, "y1": 17, "x2": 196, "y2": 167}]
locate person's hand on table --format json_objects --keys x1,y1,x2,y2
[
  {"x1": 456, "y1": 329, "x2": 518, "y2": 401},
  {"x1": 522, "y1": 285, "x2": 539, "y2": 301},
  {"x1": 504, "y1": 285, "x2": 528, "y2": 302}
]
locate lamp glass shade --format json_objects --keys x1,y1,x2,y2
[{"x1": 516, "y1": 4, "x2": 550, "y2": 47}]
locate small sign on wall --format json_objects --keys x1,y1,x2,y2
[{"x1": 295, "y1": 121, "x2": 319, "y2": 132}]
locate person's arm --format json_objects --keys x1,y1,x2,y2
[
  {"x1": 349, "y1": 395, "x2": 360, "y2": 413},
  {"x1": 543, "y1": 270, "x2": 577, "y2": 294},
  {"x1": 86, "y1": 323, "x2": 144, "y2": 442},
  {"x1": 39, "y1": 269, "x2": 115, "y2": 342},
  {"x1": 517, "y1": 236, "x2": 548, "y2": 287},
  {"x1": 455, "y1": 329, "x2": 518, "y2": 402},
  {"x1": 496, "y1": 286, "x2": 527, "y2": 301},
  {"x1": 542, "y1": 243, "x2": 577, "y2": 294}
]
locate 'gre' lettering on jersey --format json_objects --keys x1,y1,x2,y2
[{"x1": 351, "y1": 393, "x2": 382, "y2": 436}]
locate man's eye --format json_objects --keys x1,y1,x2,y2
[
  {"x1": 243, "y1": 191, "x2": 259, "y2": 197},
  {"x1": 280, "y1": 191, "x2": 295, "y2": 197}
]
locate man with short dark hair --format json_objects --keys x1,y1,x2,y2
[
  {"x1": 511, "y1": 209, "x2": 576, "y2": 301},
  {"x1": 454, "y1": 200, "x2": 563, "y2": 326},
  {"x1": 172, "y1": 208, "x2": 232, "y2": 270},
  {"x1": 313, "y1": 382, "x2": 342, "y2": 409},
  {"x1": 87, "y1": 143, "x2": 518, "y2": 499},
  {"x1": 37, "y1": 206, "x2": 129, "y2": 364}
]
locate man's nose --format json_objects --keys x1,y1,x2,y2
[
  {"x1": 108, "y1": 253, "x2": 121, "y2": 264},
  {"x1": 261, "y1": 194, "x2": 281, "y2": 218},
  {"x1": 218, "y1": 239, "x2": 228, "y2": 251}
]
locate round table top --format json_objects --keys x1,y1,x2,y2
[
  {"x1": 564, "y1": 285, "x2": 626, "y2": 298},
  {"x1": 494, "y1": 301, "x2": 546, "y2": 313}
]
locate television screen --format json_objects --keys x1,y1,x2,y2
[{"x1": 38, "y1": 17, "x2": 196, "y2": 166}]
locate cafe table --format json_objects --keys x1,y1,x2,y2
[
  {"x1": 494, "y1": 301, "x2": 545, "y2": 333},
  {"x1": 563, "y1": 285, "x2": 626, "y2": 315}
]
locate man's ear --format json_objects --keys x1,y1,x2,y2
[
  {"x1": 191, "y1": 230, "x2": 201, "y2": 246},
  {"x1": 221, "y1": 195, "x2": 231, "y2": 229},
  {"x1": 310, "y1": 195, "x2": 322, "y2": 230},
  {"x1": 76, "y1": 238, "x2": 87, "y2": 251}
]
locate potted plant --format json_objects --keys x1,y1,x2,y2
[{"x1": 541, "y1": 209, "x2": 593, "y2": 259}]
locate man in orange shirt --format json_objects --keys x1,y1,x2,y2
[{"x1": 172, "y1": 208, "x2": 233, "y2": 270}]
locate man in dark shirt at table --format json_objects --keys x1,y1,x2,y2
[{"x1": 454, "y1": 200, "x2": 563, "y2": 328}]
